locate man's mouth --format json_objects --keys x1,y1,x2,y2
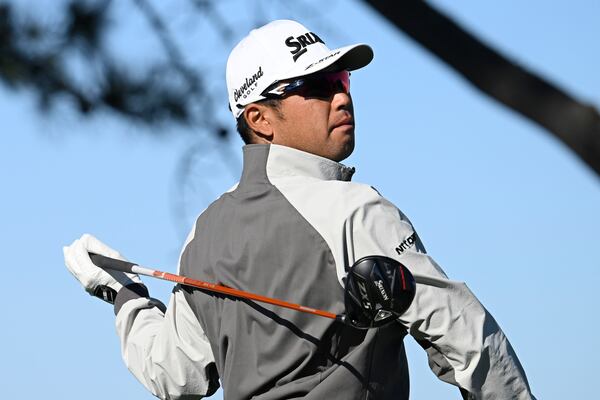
[{"x1": 333, "y1": 116, "x2": 354, "y2": 129}]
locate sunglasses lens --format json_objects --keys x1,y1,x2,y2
[{"x1": 289, "y1": 71, "x2": 350, "y2": 99}]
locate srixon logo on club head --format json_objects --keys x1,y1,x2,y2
[{"x1": 285, "y1": 31, "x2": 325, "y2": 62}]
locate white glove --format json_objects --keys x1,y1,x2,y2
[{"x1": 64, "y1": 233, "x2": 142, "y2": 303}]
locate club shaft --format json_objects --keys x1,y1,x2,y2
[{"x1": 89, "y1": 253, "x2": 339, "y2": 320}]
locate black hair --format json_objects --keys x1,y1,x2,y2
[{"x1": 235, "y1": 98, "x2": 282, "y2": 144}]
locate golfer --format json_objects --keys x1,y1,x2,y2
[{"x1": 64, "y1": 19, "x2": 536, "y2": 399}]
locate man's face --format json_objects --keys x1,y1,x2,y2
[{"x1": 269, "y1": 78, "x2": 355, "y2": 162}]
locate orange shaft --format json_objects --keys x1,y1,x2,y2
[
  {"x1": 153, "y1": 270, "x2": 338, "y2": 320},
  {"x1": 89, "y1": 252, "x2": 339, "y2": 321}
]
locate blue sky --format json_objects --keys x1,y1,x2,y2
[{"x1": 1, "y1": 1, "x2": 598, "y2": 399}]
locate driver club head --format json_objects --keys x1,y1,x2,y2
[{"x1": 344, "y1": 255, "x2": 416, "y2": 329}]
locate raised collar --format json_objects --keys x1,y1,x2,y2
[{"x1": 241, "y1": 144, "x2": 355, "y2": 184}]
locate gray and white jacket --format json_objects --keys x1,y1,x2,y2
[{"x1": 114, "y1": 144, "x2": 535, "y2": 400}]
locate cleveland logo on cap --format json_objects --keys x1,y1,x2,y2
[
  {"x1": 285, "y1": 32, "x2": 324, "y2": 62},
  {"x1": 234, "y1": 66, "x2": 264, "y2": 102}
]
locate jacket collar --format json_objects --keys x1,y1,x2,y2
[{"x1": 259, "y1": 144, "x2": 355, "y2": 182}]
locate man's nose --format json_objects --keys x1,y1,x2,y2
[{"x1": 332, "y1": 91, "x2": 353, "y2": 111}]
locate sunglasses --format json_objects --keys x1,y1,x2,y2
[{"x1": 261, "y1": 70, "x2": 350, "y2": 100}]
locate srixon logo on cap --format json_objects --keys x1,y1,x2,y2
[{"x1": 285, "y1": 32, "x2": 324, "y2": 62}]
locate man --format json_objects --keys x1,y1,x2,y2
[{"x1": 64, "y1": 20, "x2": 536, "y2": 399}]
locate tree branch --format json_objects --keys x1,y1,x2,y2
[{"x1": 364, "y1": 0, "x2": 600, "y2": 178}]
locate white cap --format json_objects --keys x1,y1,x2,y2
[{"x1": 226, "y1": 19, "x2": 373, "y2": 119}]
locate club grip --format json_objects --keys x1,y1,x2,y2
[{"x1": 89, "y1": 252, "x2": 136, "y2": 274}]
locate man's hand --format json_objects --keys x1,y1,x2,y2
[{"x1": 63, "y1": 233, "x2": 142, "y2": 304}]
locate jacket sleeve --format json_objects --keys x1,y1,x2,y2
[
  {"x1": 113, "y1": 227, "x2": 219, "y2": 399},
  {"x1": 346, "y1": 193, "x2": 535, "y2": 400}
]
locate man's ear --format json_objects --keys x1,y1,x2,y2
[{"x1": 244, "y1": 103, "x2": 275, "y2": 142}]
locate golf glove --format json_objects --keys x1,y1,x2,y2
[{"x1": 64, "y1": 233, "x2": 142, "y2": 304}]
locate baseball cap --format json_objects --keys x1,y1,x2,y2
[{"x1": 226, "y1": 19, "x2": 374, "y2": 119}]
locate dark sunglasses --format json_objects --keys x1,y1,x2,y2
[{"x1": 261, "y1": 70, "x2": 350, "y2": 100}]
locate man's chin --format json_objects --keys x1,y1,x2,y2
[{"x1": 332, "y1": 140, "x2": 355, "y2": 162}]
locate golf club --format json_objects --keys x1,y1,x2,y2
[{"x1": 89, "y1": 252, "x2": 346, "y2": 323}]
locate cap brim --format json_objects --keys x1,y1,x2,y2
[
  {"x1": 327, "y1": 43, "x2": 374, "y2": 72},
  {"x1": 287, "y1": 43, "x2": 374, "y2": 79}
]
